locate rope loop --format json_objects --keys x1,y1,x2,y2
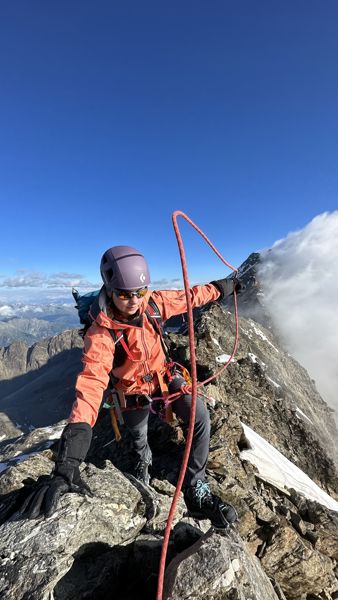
[{"x1": 156, "y1": 211, "x2": 239, "y2": 600}]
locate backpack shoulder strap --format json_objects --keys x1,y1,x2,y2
[
  {"x1": 145, "y1": 296, "x2": 163, "y2": 332},
  {"x1": 110, "y1": 329, "x2": 133, "y2": 361},
  {"x1": 108, "y1": 297, "x2": 171, "y2": 387},
  {"x1": 106, "y1": 329, "x2": 128, "y2": 377},
  {"x1": 145, "y1": 297, "x2": 171, "y2": 361},
  {"x1": 147, "y1": 296, "x2": 162, "y2": 318}
]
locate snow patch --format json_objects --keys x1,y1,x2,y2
[
  {"x1": 240, "y1": 423, "x2": 338, "y2": 512},
  {"x1": 238, "y1": 264, "x2": 252, "y2": 277},
  {"x1": 249, "y1": 321, "x2": 279, "y2": 353},
  {"x1": 0, "y1": 425, "x2": 64, "y2": 473},
  {"x1": 211, "y1": 337, "x2": 222, "y2": 349},
  {"x1": 216, "y1": 354, "x2": 236, "y2": 364},
  {"x1": 41, "y1": 425, "x2": 64, "y2": 440},
  {"x1": 295, "y1": 407, "x2": 313, "y2": 425},
  {"x1": 248, "y1": 353, "x2": 266, "y2": 368},
  {"x1": 266, "y1": 376, "x2": 281, "y2": 389}
]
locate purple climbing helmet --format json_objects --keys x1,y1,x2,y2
[{"x1": 100, "y1": 246, "x2": 151, "y2": 294}]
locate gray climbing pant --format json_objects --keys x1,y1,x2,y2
[{"x1": 123, "y1": 375, "x2": 211, "y2": 487}]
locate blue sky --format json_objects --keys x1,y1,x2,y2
[{"x1": 0, "y1": 1, "x2": 337, "y2": 302}]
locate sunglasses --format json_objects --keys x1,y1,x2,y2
[{"x1": 113, "y1": 287, "x2": 148, "y2": 300}]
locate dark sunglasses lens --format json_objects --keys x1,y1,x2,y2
[
  {"x1": 116, "y1": 291, "x2": 130, "y2": 299},
  {"x1": 115, "y1": 287, "x2": 147, "y2": 299},
  {"x1": 137, "y1": 287, "x2": 148, "y2": 297}
]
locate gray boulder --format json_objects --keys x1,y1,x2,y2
[
  {"x1": 0, "y1": 459, "x2": 147, "y2": 600},
  {"x1": 164, "y1": 528, "x2": 281, "y2": 600}
]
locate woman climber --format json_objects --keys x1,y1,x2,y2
[{"x1": 19, "y1": 245, "x2": 239, "y2": 530}]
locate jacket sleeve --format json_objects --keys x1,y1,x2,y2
[
  {"x1": 68, "y1": 324, "x2": 115, "y2": 427},
  {"x1": 151, "y1": 283, "x2": 221, "y2": 322}
]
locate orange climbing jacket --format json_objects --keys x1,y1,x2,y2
[{"x1": 69, "y1": 284, "x2": 220, "y2": 427}]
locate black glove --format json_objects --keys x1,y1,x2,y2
[
  {"x1": 18, "y1": 422, "x2": 93, "y2": 519},
  {"x1": 211, "y1": 275, "x2": 241, "y2": 300},
  {"x1": 18, "y1": 467, "x2": 92, "y2": 519}
]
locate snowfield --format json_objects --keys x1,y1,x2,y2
[{"x1": 240, "y1": 422, "x2": 338, "y2": 512}]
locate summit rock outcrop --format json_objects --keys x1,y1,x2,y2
[{"x1": 1, "y1": 297, "x2": 338, "y2": 599}]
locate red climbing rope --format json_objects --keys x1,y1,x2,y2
[{"x1": 156, "y1": 211, "x2": 239, "y2": 600}]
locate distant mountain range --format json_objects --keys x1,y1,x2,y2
[
  {"x1": 0, "y1": 254, "x2": 266, "y2": 348},
  {"x1": 0, "y1": 303, "x2": 79, "y2": 347}
]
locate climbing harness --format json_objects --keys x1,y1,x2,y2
[{"x1": 103, "y1": 358, "x2": 191, "y2": 438}]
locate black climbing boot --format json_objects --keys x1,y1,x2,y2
[
  {"x1": 184, "y1": 480, "x2": 238, "y2": 530},
  {"x1": 134, "y1": 459, "x2": 151, "y2": 486}
]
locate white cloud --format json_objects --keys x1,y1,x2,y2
[
  {"x1": 0, "y1": 270, "x2": 98, "y2": 289},
  {"x1": 1, "y1": 270, "x2": 46, "y2": 288},
  {"x1": 0, "y1": 305, "x2": 15, "y2": 317},
  {"x1": 258, "y1": 211, "x2": 338, "y2": 416},
  {"x1": 152, "y1": 277, "x2": 183, "y2": 288}
]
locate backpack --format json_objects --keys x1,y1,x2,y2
[{"x1": 72, "y1": 287, "x2": 171, "y2": 370}]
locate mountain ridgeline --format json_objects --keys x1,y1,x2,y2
[
  {"x1": 0, "y1": 253, "x2": 338, "y2": 599},
  {"x1": 0, "y1": 303, "x2": 79, "y2": 347}
]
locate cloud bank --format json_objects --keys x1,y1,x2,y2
[
  {"x1": 151, "y1": 277, "x2": 183, "y2": 288},
  {"x1": 0, "y1": 270, "x2": 98, "y2": 289},
  {"x1": 258, "y1": 211, "x2": 338, "y2": 416}
]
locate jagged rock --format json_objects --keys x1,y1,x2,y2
[
  {"x1": 0, "y1": 450, "x2": 54, "y2": 496},
  {"x1": 271, "y1": 579, "x2": 288, "y2": 599},
  {"x1": 0, "y1": 450, "x2": 57, "y2": 524},
  {"x1": 223, "y1": 252, "x2": 272, "y2": 329},
  {"x1": 0, "y1": 341, "x2": 28, "y2": 380},
  {"x1": 288, "y1": 490, "x2": 338, "y2": 561},
  {"x1": 0, "y1": 413, "x2": 22, "y2": 440},
  {"x1": 1, "y1": 290, "x2": 338, "y2": 598},
  {"x1": 0, "y1": 422, "x2": 65, "y2": 469},
  {"x1": 261, "y1": 524, "x2": 336, "y2": 599},
  {"x1": 16, "y1": 329, "x2": 82, "y2": 374},
  {"x1": 163, "y1": 528, "x2": 281, "y2": 600},
  {"x1": 306, "y1": 502, "x2": 338, "y2": 561},
  {"x1": 0, "y1": 332, "x2": 83, "y2": 434},
  {"x1": 243, "y1": 489, "x2": 278, "y2": 524},
  {"x1": 184, "y1": 303, "x2": 338, "y2": 490},
  {"x1": 0, "y1": 329, "x2": 83, "y2": 382},
  {"x1": 0, "y1": 459, "x2": 148, "y2": 600},
  {"x1": 290, "y1": 511, "x2": 308, "y2": 536}
]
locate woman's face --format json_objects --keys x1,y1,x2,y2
[{"x1": 112, "y1": 291, "x2": 143, "y2": 318}]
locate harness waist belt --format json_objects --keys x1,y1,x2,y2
[{"x1": 125, "y1": 393, "x2": 153, "y2": 407}]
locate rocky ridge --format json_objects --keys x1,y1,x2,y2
[
  {"x1": 0, "y1": 330, "x2": 83, "y2": 435},
  {"x1": 0, "y1": 300, "x2": 338, "y2": 599}
]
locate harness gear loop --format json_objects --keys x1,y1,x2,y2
[
  {"x1": 109, "y1": 408, "x2": 122, "y2": 442},
  {"x1": 156, "y1": 370, "x2": 173, "y2": 423},
  {"x1": 102, "y1": 389, "x2": 125, "y2": 441}
]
